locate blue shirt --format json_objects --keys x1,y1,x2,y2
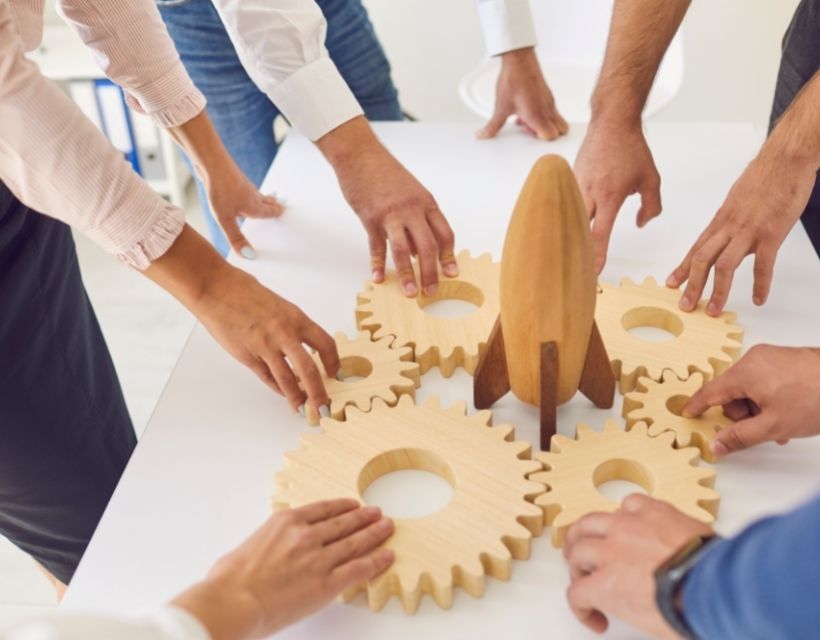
[{"x1": 682, "y1": 493, "x2": 820, "y2": 639}]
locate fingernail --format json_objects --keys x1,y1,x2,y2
[
  {"x1": 475, "y1": 129, "x2": 487, "y2": 139},
  {"x1": 240, "y1": 246, "x2": 256, "y2": 260},
  {"x1": 680, "y1": 296, "x2": 691, "y2": 310},
  {"x1": 666, "y1": 275, "x2": 677, "y2": 287},
  {"x1": 378, "y1": 519, "x2": 393, "y2": 531},
  {"x1": 336, "y1": 371, "x2": 345, "y2": 382},
  {"x1": 403, "y1": 281, "x2": 418, "y2": 296},
  {"x1": 707, "y1": 302, "x2": 718, "y2": 316},
  {"x1": 424, "y1": 283, "x2": 438, "y2": 297},
  {"x1": 380, "y1": 549, "x2": 395, "y2": 562},
  {"x1": 711, "y1": 441, "x2": 729, "y2": 457},
  {"x1": 365, "y1": 506, "x2": 381, "y2": 517},
  {"x1": 753, "y1": 295, "x2": 763, "y2": 305},
  {"x1": 371, "y1": 269, "x2": 384, "y2": 283},
  {"x1": 444, "y1": 263, "x2": 459, "y2": 277},
  {"x1": 297, "y1": 404, "x2": 306, "y2": 417},
  {"x1": 319, "y1": 405, "x2": 330, "y2": 418}
]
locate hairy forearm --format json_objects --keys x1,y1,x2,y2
[
  {"x1": 591, "y1": 0, "x2": 691, "y2": 127},
  {"x1": 315, "y1": 115, "x2": 382, "y2": 166},
  {"x1": 763, "y1": 70, "x2": 820, "y2": 171}
]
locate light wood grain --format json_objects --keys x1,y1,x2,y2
[
  {"x1": 275, "y1": 396, "x2": 545, "y2": 613},
  {"x1": 304, "y1": 332, "x2": 420, "y2": 425},
  {"x1": 596, "y1": 277, "x2": 744, "y2": 392},
  {"x1": 531, "y1": 420, "x2": 719, "y2": 547},
  {"x1": 623, "y1": 372, "x2": 733, "y2": 463},
  {"x1": 356, "y1": 250, "x2": 500, "y2": 377}
]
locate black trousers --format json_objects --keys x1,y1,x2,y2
[
  {"x1": 769, "y1": 0, "x2": 820, "y2": 257},
  {"x1": 0, "y1": 181, "x2": 136, "y2": 584}
]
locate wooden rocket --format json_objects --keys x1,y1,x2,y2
[{"x1": 474, "y1": 154, "x2": 615, "y2": 450}]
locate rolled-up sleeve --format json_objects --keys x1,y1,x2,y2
[
  {"x1": 56, "y1": 0, "x2": 205, "y2": 127},
  {"x1": 210, "y1": 0, "x2": 363, "y2": 141},
  {"x1": 475, "y1": 0, "x2": 537, "y2": 56},
  {"x1": 0, "y1": 0, "x2": 185, "y2": 269}
]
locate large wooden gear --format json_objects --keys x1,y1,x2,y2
[
  {"x1": 623, "y1": 372, "x2": 733, "y2": 463},
  {"x1": 274, "y1": 395, "x2": 545, "y2": 613},
  {"x1": 595, "y1": 277, "x2": 744, "y2": 392},
  {"x1": 355, "y1": 250, "x2": 500, "y2": 377},
  {"x1": 304, "y1": 332, "x2": 420, "y2": 425},
  {"x1": 530, "y1": 420, "x2": 719, "y2": 547}
]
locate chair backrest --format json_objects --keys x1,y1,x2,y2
[{"x1": 459, "y1": 0, "x2": 685, "y2": 122}]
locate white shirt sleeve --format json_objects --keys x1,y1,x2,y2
[
  {"x1": 208, "y1": 0, "x2": 364, "y2": 141},
  {"x1": 475, "y1": 0, "x2": 538, "y2": 56},
  {"x1": 0, "y1": 606, "x2": 210, "y2": 640}
]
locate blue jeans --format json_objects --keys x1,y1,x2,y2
[{"x1": 157, "y1": 0, "x2": 403, "y2": 255}]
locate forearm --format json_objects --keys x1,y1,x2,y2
[
  {"x1": 591, "y1": 0, "x2": 690, "y2": 127},
  {"x1": 682, "y1": 494, "x2": 820, "y2": 639},
  {"x1": 315, "y1": 116, "x2": 383, "y2": 167},
  {"x1": 762, "y1": 70, "x2": 820, "y2": 172}
]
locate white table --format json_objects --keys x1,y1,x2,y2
[{"x1": 64, "y1": 123, "x2": 820, "y2": 639}]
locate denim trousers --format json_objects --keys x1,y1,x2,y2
[
  {"x1": 769, "y1": 0, "x2": 820, "y2": 258},
  {"x1": 157, "y1": 0, "x2": 403, "y2": 255}
]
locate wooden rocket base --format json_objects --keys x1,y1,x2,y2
[{"x1": 475, "y1": 318, "x2": 615, "y2": 450}]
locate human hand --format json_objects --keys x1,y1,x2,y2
[
  {"x1": 173, "y1": 499, "x2": 394, "y2": 640},
  {"x1": 574, "y1": 121, "x2": 662, "y2": 272},
  {"x1": 207, "y1": 165, "x2": 284, "y2": 259},
  {"x1": 684, "y1": 344, "x2": 820, "y2": 457},
  {"x1": 318, "y1": 117, "x2": 458, "y2": 297},
  {"x1": 477, "y1": 47, "x2": 568, "y2": 141},
  {"x1": 666, "y1": 150, "x2": 816, "y2": 316},
  {"x1": 564, "y1": 494, "x2": 712, "y2": 638}
]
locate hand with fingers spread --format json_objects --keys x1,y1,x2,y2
[
  {"x1": 173, "y1": 499, "x2": 394, "y2": 640},
  {"x1": 573, "y1": 122, "x2": 663, "y2": 272},
  {"x1": 207, "y1": 165, "x2": 285, "y2": 260},
  {"x1": 683, "y1": 344, "x2": 820, "y2": 458},
  {"x1": 666, "y1": 150, "x2": 816, "y2": 317},
  {"x1": 476, "y1": 47, "x2": 568, "y2": 141},
  {"x1": 317, "y1": 117, "x2": 458, "y2": 297},
  {"x1": 564, "y1": 495, "x2": 712, "y2": 639}
]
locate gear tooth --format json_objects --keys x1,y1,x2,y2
[
  {"x1": 471, "y1": 409, "x2": 494, "y2": 427},
  {"x1": 421, "y1": 396, "x2": 441, "y2": 410},
  {"x1": 628, "y1": 421, "x2": 649, "y2": 437},
  {"x1": 644, "y1": 276, "x2": 659, "y2": 288},
  {"x1": 621, "y1": 276, "x2": 638, "y2": 288},
  {"x1": 447, "y1": 400, "x2": 469, "y2": 416},
  {"x1": 491, "y1": 423, "x2": 515, "y2": 441},
  {"x1": 549, "y1": 435, "x2": 575, "y2": 453},
  {"x1": 575, "y1": 423, "x2": 597, "y2": 439},
  {"x1": 602, "y1": 420, "x2": 624, "y2": 434}
]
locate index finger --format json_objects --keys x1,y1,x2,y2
[
  {"x1": 683, "y1": 370, "x2": 745, "y2": 418},
  {"x1": 590, "y1": 200, "x2": 623, "y2": 273},
  {"x1": 286, "y1": 344, "x2": 330, "y2": 414},
  {"x1": 295, "y1": 498, "x2": 361, "y2": 524}
]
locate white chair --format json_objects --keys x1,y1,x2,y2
[{"x1": 459, "y1": 0, "x2": 684, "y2": 123}]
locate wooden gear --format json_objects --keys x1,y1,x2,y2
[
  {"x1": 304, "y1": 332, "x2": 420, "y2": 425},
  {"x1": 623, "y1": 372, "x2": 733, "y2": 463},
  {"x1": 531, "y1": 420, "x2": 719, "y2": 547},
  {"x1": 356, "y1": 250, "x2": 500, "y2": 377},
  {"x1": 474, "y1": 155, "x2": 615, "y2": 450},
  {"x1": 596, "y1": 277, "x2": 744, "y2": 393},
  {"x1": 274, "y1": 395, "x2": 545, "y2": 613}
]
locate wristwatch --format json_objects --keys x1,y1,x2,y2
[{"x1": 654, "y1": 534, "x2": 721, "y2": 640}]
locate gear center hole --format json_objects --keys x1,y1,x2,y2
[
  {"x1": 621, "y1": 306, "x2": 684, "y2": 343},
  {"x1": 666, "y1": 394, "x2": 690, "y2": 417},
  {"x1": 417, "y1": 281, "x2": 484, "y2": 318},
  {"x1": 358, "y1": 448, "x2": 454, "y2": 519},
  {"x1": 337, "y1": 356, "x2": 373, "y2": 383},
  {"x1": 593, "y1": 458, "x2": 652, "y2": 504}
]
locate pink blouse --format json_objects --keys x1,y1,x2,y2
[{"x1": 0, "y1": 0, "x2": 206, "y2": 269}]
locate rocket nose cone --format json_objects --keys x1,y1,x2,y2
[{"x1": 530, "y1": 154, "x2": 575, "y2": 182}]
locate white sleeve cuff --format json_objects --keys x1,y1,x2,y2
[
  {"x1": 149, "y1": 606, "x2": 212, "y2": 640},
  {"x1": 268, "y1": 57, "x2": 364, "y2": 141},
  {"x1": 476, "y1": 0, "x2": 538, "y2": 56}
]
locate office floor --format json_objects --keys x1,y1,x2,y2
[{"x1": 0, "y1": 183, "x2": 208, "y2": 631}]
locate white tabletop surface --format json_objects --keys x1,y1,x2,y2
[{"x1": 65, "y1": 123, "x2": 820, "y2": 639}]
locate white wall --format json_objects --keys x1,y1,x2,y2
[{"x1": 363, "y1": 0, "x2": 801, "y2": 129}]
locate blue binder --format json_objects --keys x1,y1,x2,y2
[{"x1": 93, "y1": 79, "x2": 142, "y2": 176}]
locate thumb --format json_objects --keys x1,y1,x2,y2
[
  {"x1": 636, "y1": 179, "x2": 662, "y2": 228},
  {"x1": 477, "y1": 108, "x2": 510, "y2": 140},
  {"x1": 222, "y1": 216, "x2": 257, "y2": 260},
  {"x1": 711, "y1": 413, "x2": 773, "y2": 457}
]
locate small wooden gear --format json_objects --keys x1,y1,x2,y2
[
  {"x1": 595, "y1": 276, "x2": 744, "y2": 392},
  {"x1": 623, "y1": 372, "x2": 733, "y2": 463},
  {"x1": 531, "y1": 420, "x2": 719, "y2": 547},
  {"x1": 304, "y1": 332, "x2": 420, "y2": 425},
  {"x1": 355, "y1": 250, "x2": 500, "y2": 377},
  {"x1": 274, "y1": 395, "x2": 545, "y2": 613}
]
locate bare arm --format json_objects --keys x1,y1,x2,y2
[
  {"x1": 668, "y1": 70, "x2": 820, "y2": 314},
  {"x1": 574, "y1": 0, "x2": 690, "y2": 271}
]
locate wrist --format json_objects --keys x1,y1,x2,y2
[
  {"x1": 172, "y1": 577, "x2": 264, "y2": 640},
  {"x1": 316, "y1": 115, "x2": 383, "y2": 167},
  {"x1": 500, "y1": 46, "x2": 538, "y2": 67},
  {"x1": 588, "y1": 101, "x2": 643, "y2": 133},
  {"x1": 758, "y1": 130, "x2": 820, "y2": 177}
]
